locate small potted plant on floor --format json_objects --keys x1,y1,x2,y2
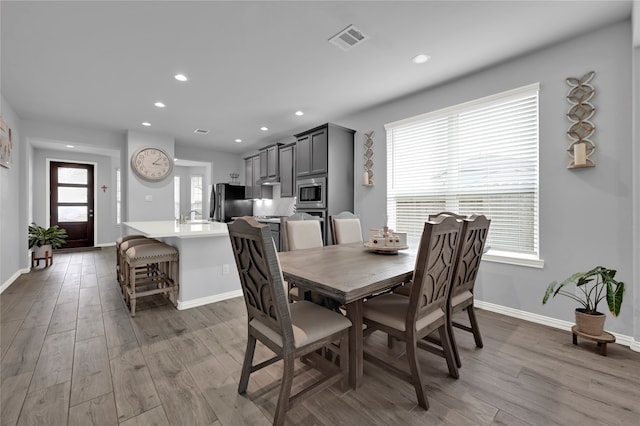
[
  {"x1": 542, "y1": 266, "x2": 625, "y2": 336},
  {"x1": 28, "y1": 223, "x2": 68, "y2": 259}
]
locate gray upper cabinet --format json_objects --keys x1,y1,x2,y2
[
  {"x1": 244, "y1": 156, "x2": 255, "y2": 199},
  {"x1": 245, "y1": 154, "x2": 272, "y2": 199},
  {"x1": 259, "y1": 144, "x2": 280, "y2": 179},
  {"x1": 295, "y1": 127, "x2": 328, "y2": 177},
  {"x1": 279, "y1": 143, "x2": 295, "y2": 198}
]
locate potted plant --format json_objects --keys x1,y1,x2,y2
[
  {"x1": 28, "y1": 223, "x2": 68, "y2": 258},
  {"x1": 542, "y1": 266, "x2": 625, "y2": 336}
]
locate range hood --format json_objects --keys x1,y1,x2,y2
[{"x1": 257, "y1": 176, "x2": 280, "y2": 185}]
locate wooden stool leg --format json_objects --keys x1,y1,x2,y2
[{"x1": 572, "y1": 332, "x2": 578, "y2": 345}]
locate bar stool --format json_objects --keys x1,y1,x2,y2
[
  {"x1": 117, "y1": 237, "x2": 158, "y2": 295},
  {"x1": 123, "y1": 242, "x2": 179, "y2": 316},
  {"x1": 116, "y1": 235, "x2": 146, "y2": 285}
]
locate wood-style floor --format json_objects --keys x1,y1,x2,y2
[{"x1": 1, "y1": 248, "x2": 639, "y2": 425}]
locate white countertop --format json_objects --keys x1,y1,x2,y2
[{"x1": 123, "y1": 220, "x2": 230, "y2": 239}]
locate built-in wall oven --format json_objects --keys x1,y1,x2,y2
[{"x1": 295, "y1": 176, "x2": 326, "y2": 210}]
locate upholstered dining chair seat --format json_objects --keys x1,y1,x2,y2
[
  {"x1": 451, "y1": 290, "x2": 473, "y2": 308},
  {"x1": 250, "y1": 300, "x2": 352, "y2": 348},
  {"x1": 363, "y1": 294, "x2": 445, "y2": 332}
]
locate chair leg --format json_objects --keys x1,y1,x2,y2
[
  {"x1": 238, "y1": 334, "x2": 257, "y2": 394},
  {"x1": 447, "y1": 315, "x2": 462, "y2": 369},
  {"x1": 405, "y1": 337, "x2": 429, "y2": 410},
  {"x1": 467, "y1": 306, "x2": 483, "y2": 348},
  {"x1": 273, "y1": 353, "x2": 295, "y2": 426},
  {"x1": 387, "y1": 334, "x2": 394, "y2": 349},
  {"x1": 438, "y1": 326, "x2": 459, "y2": 379}
]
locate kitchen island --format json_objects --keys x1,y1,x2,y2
[{"x1": 123, "y1": 220, "x2": 242, "y2": 309}]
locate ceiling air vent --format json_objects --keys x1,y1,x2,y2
[
  {"x1": 328, "y1": 25, "x2": 367, "y2": 51},
  {"x1": 193, "y1": 128, "x2": 210, "y2": 135}
]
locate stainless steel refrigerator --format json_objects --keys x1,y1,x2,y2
[{"x1": 210, "y1": 183, "x2": 253, "y2": 222}]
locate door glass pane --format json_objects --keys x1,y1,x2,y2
[
  {"x1": 58, "y1": 167, "x2": 88, "y2": 184},
  {"x1": 58, "y1": 206, "x2": 87, "y2": 222},
  {"x1": 58, "y1": 187, "x2": 87, "y2": 203}
]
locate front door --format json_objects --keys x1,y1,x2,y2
[{"x1": 50, "y1": 161, "x2": 95, "y2": 248}]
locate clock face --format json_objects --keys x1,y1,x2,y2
[{"x1": 131, "y1": 147, "x2": 173, "y2": 181}]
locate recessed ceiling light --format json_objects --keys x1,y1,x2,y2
[
  {"x1": 260, "y1": 126, "x2": 269, "y2": 131},
  {"x1": 142, "y1": 122, "x2": 151, "y2": 126},
  {"x1": 295, "y1": 110, "x2": 304, "y2": 116},
  {"x1": 174, "y1": 74, "x2": 188, "y2": 82},
  {"x1": 234, "y1": 139, "x2": 242, "y2": 143},
  {"x1": 412, "y1": 54, "x2": 430, "y2": 64},
  {"x1": 154, "y1": 102, "x2": 166, "y2": 108},
  {"x1": 66, "y1": 145, "x2": 75, "y2": 148}
]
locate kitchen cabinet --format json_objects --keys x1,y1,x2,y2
[
  {"x1": 244, "y1": 156, "x2": 255, "y2": 199},
  {"x1": 279, "y1": 143, "x2": 295, "y2": 197},
  {"x1": 295, "y1": 127, "x2": 328, "y2": 177},
  {"x1": 244, "y1": 155, "x2": 272, "y2": 199},
  {"x1": 259, "y1": 144, "x2": 281, "y2": 179}
]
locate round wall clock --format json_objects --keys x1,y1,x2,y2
[{"x1": 130, "y1": 146, "x2": 173, "y2": 181}]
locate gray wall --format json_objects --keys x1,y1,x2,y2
[
  {"x1": 343, "y1": 20, "x2": 635, "y2": 337},
  {"x1": 0, "y1": 96, "x2": 24, "y2": 286}
]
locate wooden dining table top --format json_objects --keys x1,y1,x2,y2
[{"x1": 277, "y1": 242, "x2": 416, "y2": 304}]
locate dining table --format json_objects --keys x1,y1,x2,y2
[{"x1": 277, "y1": 242, "x2": 416, "y2": 389}]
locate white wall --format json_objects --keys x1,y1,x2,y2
[
  {"x1": 174, "y1": 144, "x2": 245, "y2": 186},
  {"x1": 343, "y1": 20, "x2": 635, "y2": 338}
]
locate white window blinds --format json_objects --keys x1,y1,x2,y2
[{"x1": 386, "y1": 83, "x2": 540, "y2": 261}]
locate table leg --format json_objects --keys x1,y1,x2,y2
[{"x1": 345, "y1": 300, "x2": 363, "y2": 389}]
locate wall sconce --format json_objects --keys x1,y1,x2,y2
[
  {"x1": 363, "y1": 131, "x2": 374, "y2": 186},
  {"x1": 566, "y1": 71, "x2": 596, "y2": 168}
]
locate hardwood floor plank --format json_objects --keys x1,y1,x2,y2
[
  {"x1": 20, "y1": 298, "x2": 57, "y2": 329},
  {"x1": 68, "y1": 392, "x2": 118, "y2": 426},
  {"x1": 17, "y1": 381, "x2": 70, "y2": 426},
  {"x1": 0, "y1": 319, "x2": 22, "y2": 359},
  {"x1": 29, "y1": 329, "x2": 75, "y2": 392},
  {"x1": 119, "y1": 406, "x2": 171, "y2": 426},
  {"x1": 70, "y1": 335, "x2": 113, "y2": 406},
  {"x1": 110, "y1": 342, "x2": 162, "y2": 423},
  {"x1": 47, "y1": 301, "x2": 78, "y2": 335},
  {"x1": 79, "y1": 287, "x2": 101, "y2": 308},
  {"x1": 0, "y1": 296, "x2": 35, "y2": 323},
  {"x1": 1, "y1": 325, "x2": 48, "y2": 380},
  {"x1": 145, "y1": 347, "x2": 218, "y2": 426},
  {"x1": 0, "y1": 372, "x2": 31, "y2": 426},
  {"x1": 80, "y1": 273, "x2": 98, "y2": 289},
  {"x1": 103, "y1": 309, "x2": 138, "y2": 350}
]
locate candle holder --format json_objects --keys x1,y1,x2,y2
[{"x1": 566, "y1": 71, "x2": 596, "y2": 169}]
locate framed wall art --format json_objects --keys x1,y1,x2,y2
[{"x1": 0, "y1": 114, "x2": 13, "y2": 168}]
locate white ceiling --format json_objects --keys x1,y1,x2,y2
[{"x1": 1, "y1": 1, "x2": 632, "y2": 155}]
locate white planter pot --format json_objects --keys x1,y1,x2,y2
[{"x1": 33, "y1": 244, "x2": 53, "y2": 259}]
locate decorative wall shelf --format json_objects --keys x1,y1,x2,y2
[
  {"x1": 566, "y1": 71, "x2": 596, "y2": 169},
  {"x1": 363, "y1": 131, "x2": 374, "y2": 185}
]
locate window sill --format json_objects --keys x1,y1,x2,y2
[{"x1": 483, "y1": 249, "x2": 544, "y2": 269}]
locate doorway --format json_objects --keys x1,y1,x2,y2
[{"x1": 50, "y1": 161, "x2": 95, "y2": 248}]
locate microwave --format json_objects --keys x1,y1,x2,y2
[{"x1": 295, "y1": 177, "x2": 326, "y2": 209}]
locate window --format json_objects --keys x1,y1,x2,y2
[
  {"x1": 190, "y1": 175, "x2": 203, "y2": 219},
  {"x1": 386, "y1": 83, "x2": 542, "y2": 267},
  {"x1": 174, "y1": 176, "x2": 181, "y2": 220}
]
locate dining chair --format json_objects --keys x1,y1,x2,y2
[
  {"x1": 280, "y1": 212, "x2": 324, "y2": 251},
  {"x1": 280, "y1": 212, "x2": 324, "y2": 301},
  {"x1": 330, "y1": 211, "x2": 363, "y2": 244},
  {"x1": 227, "y1": 217, "x2": 351, "y2": 426},
  {"x1": 361, "y1": 215, "x2": 462, "y2": 410},
  {"x1": 393, "y1": 212, "x2": 491, "y2": 368}
]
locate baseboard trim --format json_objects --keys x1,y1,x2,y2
[
  {"x1": 1, "y1": 268, "x2": 30, "y2": 294},
  {"x1": 177, "y1": 289, "x2": 243, "y2": 310},
  {"x1": 475, "y1": 300, "x2": 639, "y2": 351}
]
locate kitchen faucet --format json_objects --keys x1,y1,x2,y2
[{"x1": 179, "y1": 209, "x2": 201, "y2": 224}]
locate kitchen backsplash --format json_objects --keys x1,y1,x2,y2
[{"x1": 253, "y1": 184, "x2": 296, "y2": 217}]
